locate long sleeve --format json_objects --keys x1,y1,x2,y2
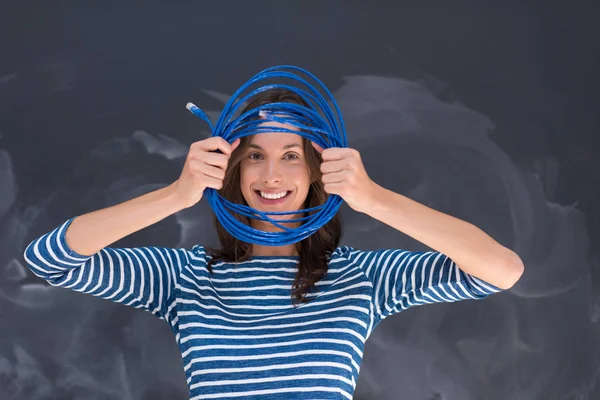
[
  {"x1": 340, "y1": 246, "x2": 505, "y2": 321},
  {"x1": 23, "y1": 217, "x2": 192, "y2": 321}
]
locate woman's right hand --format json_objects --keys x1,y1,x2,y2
[{"x1": 172, "y1": 137, "x2": 241, "y2": 209}]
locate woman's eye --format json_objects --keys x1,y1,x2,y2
[{"x1": 248, "y1": 152, "x2": 299, "y2": 161}]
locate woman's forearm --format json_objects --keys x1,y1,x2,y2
[
  {"x1": 365, "y1": 183, "x2": 524, "y2": 290},
  {"x1": 65, "y1": 183, "x2": 185, "y2": 256}
]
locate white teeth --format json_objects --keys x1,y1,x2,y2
[{"x1": 259, "y1": 191, "x2": 288, "y2": 199}]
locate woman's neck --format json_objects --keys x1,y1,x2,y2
[
  {"x1": 251, "y1": 243, "x2": 299, "y2": 257},
  {"x1": 249, "y1": 220, "x2": 302, "y2": 257}
]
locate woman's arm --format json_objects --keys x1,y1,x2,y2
[
  {"x1": 22, "y1": 184, "x2": 193, "y2": 321},
  {"x1": 23, "y1": 137, "x2": 237, "y2": 320},
  {"x1": 365, "y1": 183, "x2": 524, "y2": 290},
  {"x1": 340, "y1": 246, "x2": 504, "y2": 325},
  {"x1": 312, "y1": 145, "x2": 524, "y2": 290},
  {"x1": 65, "y1": 183, "x2": 184, "y2": 256}
]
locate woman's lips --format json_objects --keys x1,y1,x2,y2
[{"x1": 254, "y1": 190, "x2": 292, "y2": 205}]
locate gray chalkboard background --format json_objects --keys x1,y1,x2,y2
[{"x1": 3, "y1": 2, "x2": 599, "y2": 399}]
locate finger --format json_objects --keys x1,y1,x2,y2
[
  {"x1": 230, "y1": 138, "x2": 241, "y2": 153},
  {"x1": 196, "y1": 163, "x2": 226, "y2": 180},
  {"x1": 321, "y1": 171, "x2": 346, "y2": 184},
  {"x1": 311, "y1": 141, "x2": 324, "y2": 154},
  {"x1": 321, "y1": 147, "x2": 345, "y2": 161},
  {"x1": 200, "y1": 152, "x2": 229, "y2": 168},
  {"x1": 324, "y1": 182, "x2": 343, "y2": 194},
  {"x1": 196, "y1": 137, "x2": 234, "y2": 156},
  {"x1": 202, "y1": 175, "x2": 224, "y2": 190},
  {"x1": 320, "y1": 159, "x2": 346, "y2": 174}
]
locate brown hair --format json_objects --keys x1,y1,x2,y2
[{"x1": 204, "y1": 88, "x2": 344, "y2": 306}]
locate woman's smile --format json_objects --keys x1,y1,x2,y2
[{"x1": 254, "y1": 189, "x2": 293, "y2": 205}]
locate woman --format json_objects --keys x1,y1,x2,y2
[{"x1": 23, "y1": 88, "x2": 524, "y2": 400}]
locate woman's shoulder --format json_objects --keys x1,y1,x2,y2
[
  {"x1": 190, "y1": 244, "x2": 210, "y2": 260},
  {"x1": 330, "y1": 245, "x2": 356, "y2": 259}
]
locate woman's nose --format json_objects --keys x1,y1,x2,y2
[{"x1": 261, "y1": 160, "x2": 283, "y2": 183}]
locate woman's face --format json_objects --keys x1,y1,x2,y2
[{"x1": 239, "y1": 121, "x2": 311, "y2": 230}]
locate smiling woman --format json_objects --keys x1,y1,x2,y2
[
  {"x1": 204, "y1": 87, "x2": 343, "y2": 306},
  {"x1": 22, "y1": 68, "x2": 514, "y2": 400}
]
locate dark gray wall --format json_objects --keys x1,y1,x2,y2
[{"x1": 2, "y1": 2, "x2": 599, "y2": 399}]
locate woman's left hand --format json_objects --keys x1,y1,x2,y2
[{"x1": 312, "y1": 143, "x2": 378, "y2": 214}]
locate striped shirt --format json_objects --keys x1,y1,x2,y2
[{"x1": 23, "y1": 217, "x2": 504, "y2": 399}]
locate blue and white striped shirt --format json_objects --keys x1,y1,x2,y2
[{"x1": 23, "y1": 217, "x2": 504, "y2": 399}]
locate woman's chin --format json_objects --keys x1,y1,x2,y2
[{"x1": 251, "y1": 213, "x2": 303, "y2": 231}]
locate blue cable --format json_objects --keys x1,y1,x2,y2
[{"x1": 186, "y1": 65, "x2": 347, "y2": 246}]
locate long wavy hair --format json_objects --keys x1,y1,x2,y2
[{"x1": 204, "y1": 88, "x2": 344, "y2": 306}]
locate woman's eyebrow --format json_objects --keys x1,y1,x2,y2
[{"x1": 248, "y1": 143, "x2": 301, "y2": 150}]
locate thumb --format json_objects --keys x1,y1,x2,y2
[
  {"x1": 230, "y1": 138, "x2": 241, "y2": 153},
  {"x1": 311, "y1": 141, "x2": 324, "y2": 154}
]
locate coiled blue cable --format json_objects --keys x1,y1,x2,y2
[{"x1": 186, "y1": 65, "x2": 347, "y2": 246}]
